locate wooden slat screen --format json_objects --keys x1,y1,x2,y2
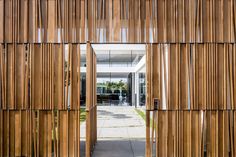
[
  {"x1": 149, "y1": 110, "x2": 236, "y2": 157},
  {"x1": 0, "y1": 43, "x2": 81, "y2": 157},
  {"x1": 85, "y1": 42, "x2": 97, "y2": 157},
  {"x1": 146, "y1": 43, "x2": 236, "y2": 157},
  {"x1": 146, "y1": 43, "x2": 236, "y2": 111},
  {"x1": 1, "y1": 0, "x2": 236, "y2": 157},
  {"x1": 0, "y1": 0, "x2": 235, "y2": 43}
]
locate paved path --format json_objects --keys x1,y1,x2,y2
[{"x1": 80, "y1": 106, "x2": 146, "y2": 157}]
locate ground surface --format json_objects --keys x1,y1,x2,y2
[{"x1": 80, "y1": 106, "x2": 146, "y2": 157}]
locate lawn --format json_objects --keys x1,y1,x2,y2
[
  {"x1": 80, "y1": 108, "x2": 86, "y2": 122},
  {"x1": 135, "y1": 108, "x2": 146, "y2": 121},
  {"x1": 135, "y1": 108, "x2": 153, "y2": 127}
]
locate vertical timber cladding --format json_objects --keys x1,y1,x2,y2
[
  {"x1": 146, "y1": 43, "x2": 236, "y2": 157},
  {"x1": 0, "y1": 43, "x2": 81, "y2": 157},
  {"x1": 86, "y1": 42, "x2": 97, "y2": 157},
  {"x1": 0, "y1": 0, "x2": 235, "y2": 157},
  {"x1": 0, "y1": 0, "x2": 235, "y2": 43}
]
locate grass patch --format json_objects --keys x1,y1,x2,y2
[
  {"x1": 135, "y1": 108, "x2": 153, "y2": 127},
  {"x1": 80, "y1": 108, "x2": 86, "y2": 122},
  {"x1": 135, "y1": 108, "x2": 146, "y2": 121}
]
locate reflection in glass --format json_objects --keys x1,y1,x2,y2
[
  {"x1": 139, "y1": 73, "x2": 146, "y2": 106},
  {"x1": 97, "y1": 73, "x2": 131, "y2": 106},
  {"x1": 80, "y1": 50, "x2": 86, "y2": 106}
]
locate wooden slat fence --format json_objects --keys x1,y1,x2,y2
[
  {"x1": 146, "y1": 43, "x2": 236, "y2": 157},
  {"x1": 85, "y1": 42, "x2": 97, "y2": 157},
  {"x1": 0, "y1": 0, "x2": 236, "y2": 157},
  {"x1": 0, "y1": 43, "x2": 82, "y2": 157},
  {"x1": 0, "y1": 0, "x2": 235, "y2": 43}
]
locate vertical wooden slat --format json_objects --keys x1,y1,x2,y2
[
  {"x1": 145, "y1": 110, "x2": 151, "y2": 157},
  {"x1": 234, "y1": 111, "x2": 236, "y2": 156},
  {"x1": 53, "y1": 110, "x2": 59, "y2": 157},
  {"x1": 223, "y1": 1, "x2": 231, "y2": 42},
  {"x1": 85, "y1": 42, "x2": 97, "y2": 157},
  {"x1": 59, "y1": 111, "x2": 68, "y2": 157},
  {"x1": 191, "y1": 111, "x2": 201, "y2": 157},
  {"x1": 0, "y1": 110, "x2": 2, "y2": 156},
  {"x1": 28, "y1": 0, "x2": 37, "y2": 42},
  {"x1": 234, "y1": 44, "x2": 236, "y2": 109},
  {"x1": 180, "y1": 44, "x2": 189, "y2": 109},
  {"x1": 19, "y1": 0, "x2": 28, "y2": 42},
  {"x1": 21, "y1": 111, "x2": 28, "y2": 157},
  {"x1": 9, "y1": 111, "x2": 15, "y2": 156},
  {"x1": 2, "y1": 111, "x2": 9, "y2": 156},
  {"x1": 31, "y1": 44, "x2": 43, "y2": 109},
  {"x1": 157, "y1": 0, "x2": 165, "y2": 42},
  {"x1": 71, "y1": 44, "x2": 79, "y2": 109},
  {"x1": 0, "y1": 0, "x2": 3, "y2": 43},
  {"x1": 206, "y1": 111, "x2": 218, "y2": 157},
  {"x1": 14, "y1": 111, "x2": 21, "y2": 157},
  {"x1": 76, "y1": 0, "x2": 81, "y2": 42},
  {"x1": 48, "y1": 0, "x2": 56, "y2": 42},
  {"x1": 195, "y1": 44, "x2": 205, "y2": 109},
  {"x1": 0, "y1": 44, "x2": 3, "y2": 109},
  {"x1": 54, "y1": 44, "x2": 64, "y2": 109},
  {"x1": 152, "y1": 44, "x2": 161, "y2": 107},
  {"x1": 86, "y1": 42, "x2": 91, "y2": 156},
  {"x1": 15, "y1": 44, "x2": 25, "y2": 109},
  {"x1": 87, "y1": 0, "x2": 93, "y2": 41},
  {"x1": 7, "y1": 44, "x2": 14, "y2": 109},
  {"x1": 81, "y1": 0, "x2": 85, "y2": 42},
  {"x1": 215, "y1": 0, "x2": 223, "y2": 42},
  {"x1": 113, "y1": 0, "x2": 121, "y2": 41},
  {"x1": 229, "y1": 44, "x2": 234, "y2": 109},
  {"x1": 167, "y1": 111, "x2": 177, "y2": 156},
  {"x1": 68, "y1": 111, "x2": 80, "y2": 157},
  {"x1": 158, "y1": 111, "x2": 168, "y2": 157},
  {"x1": 183, "y1": 111, "x2": 191, "y2": 157},
  {"x1": 39, "y1": 111, "x2": 52, "y2": 157},
  {"x1": 166, "y1": 0, "x2": 176, "y2": 42},
  {"x1": 169, "y1": 44, "x2": 179, "y2": 109},
  {"x1": 146, "y1": 44, "x2": 152, "y2": 110},
  {"x1": 5, "y1": 0, "x2": 13, "y2": 42}
]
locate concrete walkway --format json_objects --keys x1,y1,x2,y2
[{"x1": 80, "y1": 106, "x2": 146, "y2": 157}]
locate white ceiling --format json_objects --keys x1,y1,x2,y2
[
  {"x1": 80, "y1": 44, "x2": 146, "y2": 78},
  {"x1": 80, "y1": 44, "x2": 145, "y2": 51},
  {"x1": 80, "y1": 44, "x2": 145, "y2": 56},
  {"x1": 80, "y1": 44, "x2": 146, "y2": 63}
]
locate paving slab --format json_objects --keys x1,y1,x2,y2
[{"x1": 80, "y1": 106, "x2": 146, "y2": 157}]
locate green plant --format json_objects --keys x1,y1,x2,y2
[
  {"x1": 80, "y1": 108, "x2": 86, "y2": 122},
  {"x1": 135, "y1": 108, "x2": 153, "y2": 127}
]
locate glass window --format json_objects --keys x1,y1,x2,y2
[{"x1": 139, "y1": 73, "x2": 146, "y2": 106}]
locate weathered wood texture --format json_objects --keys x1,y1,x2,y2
[
  {"x1": 146, "y1": 43, "x2": 236, "y2": 157},
  {"x1": 1, "y1": 0, "x2": 235, "y2": 43}
]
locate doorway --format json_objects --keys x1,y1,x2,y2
[
  {"x1": 80, "y1": 44, "x2": 147, "y2": 157},
  {"x1": 94, "y1": 44, "x2": 146, "y2": 107}
]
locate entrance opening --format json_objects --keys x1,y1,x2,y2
[
  {"x1": 95, "y1": 44, "x2": 145, "y2": 107},
  {"x1": 80, "y1": 44, "x2": 147, "y2": 157}
]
